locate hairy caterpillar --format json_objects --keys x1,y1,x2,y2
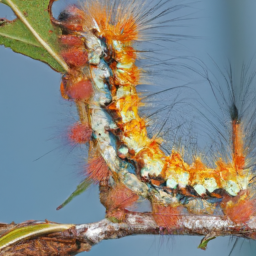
[
  {"x1": 54, "y1": 0, "x2": 255, "y2": 221},
  {"x1": 1, "y1": 0, "x2": 256, "y2": 255}
]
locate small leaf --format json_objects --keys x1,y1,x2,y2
[
  {"x1": 57, "y1": 178, "x2": 92, "y2": 210},
  {"x1": 0, "y1": 0, "x2": 69, "y2": 72},
  {"x1": 0, "y1": 222, "x2": 74, "y2": 251},
  {"x1": 198, "y1": 234, "x2": 216, "y2": 250}
]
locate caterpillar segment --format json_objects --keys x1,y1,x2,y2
[{"x1": 57, "y1": 1, "x2": 252, "y2": 218}]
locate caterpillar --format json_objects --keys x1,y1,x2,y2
[{"x1": 51, "y1": 0, "x2": 256, "y2": 229}]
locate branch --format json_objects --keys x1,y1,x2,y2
[{"x1": 1, "y1": 212, "x2": 256, "y2": 255}]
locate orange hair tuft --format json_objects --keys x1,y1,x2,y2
[
  {"x1": 86, "y1": 156, "x2": 110, "y2": 183},
  {"x1": 152, "y1": 202, "x2": 181, "y2": 230},
  {"x1": 68, "y1": 123, "x2": 92, "y2": 144},
  {"x1": 105, "y1": 183, "x2": 139, "y2": 211},
  {"x1": 221, "y1": 190, "x2": 256, "y2": 223},
  {"x1": 67, "y1": 80, "x2": 93, "y2": 101}
]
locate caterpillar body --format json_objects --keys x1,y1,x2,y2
[{"x1": 55, "y1": 0, "x2": 256, "y2": 226}]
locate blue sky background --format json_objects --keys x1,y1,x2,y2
[{"x1": 1, "y1": 0, "x2": 256, "y2": 255}]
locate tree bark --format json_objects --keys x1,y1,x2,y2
[{"x1": 1, "y1": 212, "x2": 256, "y2": 255}]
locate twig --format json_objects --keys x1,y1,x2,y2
[{"x1": 1, "y1": 212, "x2": 256, "y2": 255}]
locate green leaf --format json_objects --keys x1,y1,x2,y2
[
  {"x1": 0, "y1": 222, "x2": 74, "y2": 250},
  {"x1": 198, "y1": 234, "x2": 216, "y2": 250},
  {"x1": 0, "y1": 0, "x2": 69, "y2": 73},
  {"x1": 57, "y1": 178, "x2": 92, "y2": 210}
]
